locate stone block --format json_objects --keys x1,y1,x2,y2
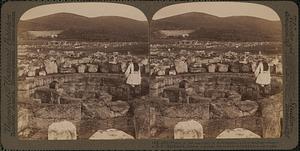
[
  {"x1": 48, "y1": 120, "x2": 77, "y2": 140},
  {"x1": 216, "y1": 128, "x2": 261, "y2": 138},
  {"x1": 87, "y1": 64, "x2": 98, "y2": 73},
  {"x1": 189, "y1": 67, "x2": 207, "y2": 73},
  {"x1": 208, "y1": 64, "x2": 216, "y2": 73},
  {"x1": 77, "y1": 64, "x2": 86, "y2": 73},
  {"x1": 217, "y1": 64, "x2": 229, "y2": 72},
  {"x1": 45, "y1": 61, "x2": 58, "y2": 74},
  {"x1": 174, "y1": 120, "x2": 203, "y2": 139},
  {"x1": 89, "y1": 129, "x2": 134, "y2": 140}
]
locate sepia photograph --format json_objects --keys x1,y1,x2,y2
[
  {"x1": 17, "y1": 1, "x2": 284, "y2": 141},
  {"x1": 148, "y1": 2, "x2": 283, "y2": 139},
  {"x1": 17, "y1": 3, "x2": 149, "y2": 140}
]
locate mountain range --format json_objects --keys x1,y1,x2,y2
[
  {"x1": 18, "y1": 12, "x2": 282, "y2": 42},
  {"x1": 152, "y1": 12, "x2": 282, "y2": 42},
  {"x1": 18, "y1": 13, "x2": 148, "y2": 42}
]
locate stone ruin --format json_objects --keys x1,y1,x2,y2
[
  {"x1": 17, "y1": 72, "x2": 282, "y2": 139},
  {"x1": 17, "y1": 74, "x2": 138, "y2": 140}
]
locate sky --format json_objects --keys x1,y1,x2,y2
[
  {"x1": 20, "y1": 3, "x2": 147, "y2": 21},
  {"x1": 20, "y1": 2, "x2": 280, "y2": 21},
  {"x1": 153, "y1": 2, "x2": 280, "y2": 21}
]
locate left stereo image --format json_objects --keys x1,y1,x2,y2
[{"x1": 17, "y1": 2, "x2": 150, "y2": 140}]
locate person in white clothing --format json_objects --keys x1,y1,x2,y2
[
  {"x1": 125, "y1": 58, "x2": 142, "y2": 97},
  {"x1": 125, "y1": 58, "x2": 141, "y2": 87},
  {"x1": 254, "y1": 59, "x2": 271, "y2": 96}
]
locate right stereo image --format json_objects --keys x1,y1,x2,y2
[{"x1": 148, "y1": 2, "x2": 283, "y2": 139}]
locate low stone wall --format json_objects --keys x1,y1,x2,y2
[
  {"x1": 150, "y1": 73, "x2": 283, "y2": 99},
  {"x1": 18, "y1": 73, "x2": 149, "y2": 102}
]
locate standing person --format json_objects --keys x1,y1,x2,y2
[
  {"x1": 125, "y1": 58, "x2": 142, "y2": 97},
  {"x1": 49, "y1": 81, "x2": 63, "y2": 104},
  {"x1": 254, "y1": 59, "x2": 271, "y2": 96}
]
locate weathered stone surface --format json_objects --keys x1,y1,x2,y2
[
  {"x1": 175, "y1": 60, "x2": 188, "y2": 73},
  {"x1": 77, "y1": 64, "x2": 86, "y2": 73},
  {"x1": 18, "y1": 107, "x2": 31, "y2": 137},
  {"x1": 163, "y1": 87, "x2": 186, "y2": 103},
  {"x1": 81, "y1": 96, "x2": 129, "y2": 120},
  {"x1": 229, "y1": 64, "x2": 240, "y2": 73},
  {"x1": 48, "y1": 120, "x2": 77, "y2": 140},
  {"x1": 58, "y1": 67, "x2": 76, "y2": 74},
  {"x1": 208, "y1": 64, "x2": 216, "y2": 73},
  {"x1": 44, "y1": 61, "x2": 58, "y2": 74},
  {"x1": 189, "y1": 67, "x2": 207, "y2": 73},
  {"x1": 216, "y1": 128, "x2": 261, "y2": 138},
  {"x1": 87, "y1": 64, "x2": 98, "y2": 73},
  {"x1": 110, "y1": 64, "x2": 121, "y2": 73},
  {"x1": 134, "y1": 103, "x2": 150, "y2": 139},
  {"x1": 99, "y1": 63, "x2": 109, "y2": 73},
  {"x1": 162, "y1": 104, "x2": 209, "y2": 120},
  {"x1": 241, "y1": 64, "x2": 251, "y2": 73},
  {"x1": 157, "y1": 69, "x2": 166, "y2": 76},
  {"x1": 27, "y1": 68, "x2": 36, "y2": 77},
  {"x1": 38, "y1": 70, "x2": 47, "y2": 76},
  {"x1": 217, "y1": 64, "x2": 229, "y2": 72},
  {"x1": 236, "y1": 100, "x2": 258, "y2": 116},
  {"x1": 34, "y1": 104, "x2": 81, "y2": 120},
  {"x1": 89, "y1": 129, "x2": 134, "y2": 139},
  {"x1": 260, "y1": 92, "x2": 283, "y2": 138},
  {"x1": 210, "y1": 99, "x2": 258, "y2": 119},
  {"x1": 174, "y1": 120, "x2": 203, "y2": 139}
]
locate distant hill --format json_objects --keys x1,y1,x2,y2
[
  {"x1": 18, "y1": 13, "x2": 148, "y2": 42},
  {"x1": 152, "y1": 12, "x2": 282, "y2": 42}
]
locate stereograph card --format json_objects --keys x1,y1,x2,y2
[{"x1": 1, "y1": 0, "x2": 298, "y2": 150}]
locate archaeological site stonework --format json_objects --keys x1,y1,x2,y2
[{"x1": 17, "y1": 72, "x2": 282, "y2": 139}]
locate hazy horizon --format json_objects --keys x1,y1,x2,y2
[
  {"x1": 20, "y1": 3, "x2": 147, "y2": 21},
  {"x1": 153, "y1": 2, "x2": 280, "y2": 21},
  {"x1": 20, "y1": 2, "x2": 280, "y2": 22}
]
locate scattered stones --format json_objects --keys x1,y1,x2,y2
[
  {"x1": 48, "y1": 120, "x2": 77, "y2": 140},
  {"x1": 216, "y1": 128, "x2": 261, "y2": 138},
  {"x1": 89, "y1": 129, "x2": 134, "y2": 140},
  {"x1": 174, "y1": 120, "x2": 203, "y2": 139}
]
